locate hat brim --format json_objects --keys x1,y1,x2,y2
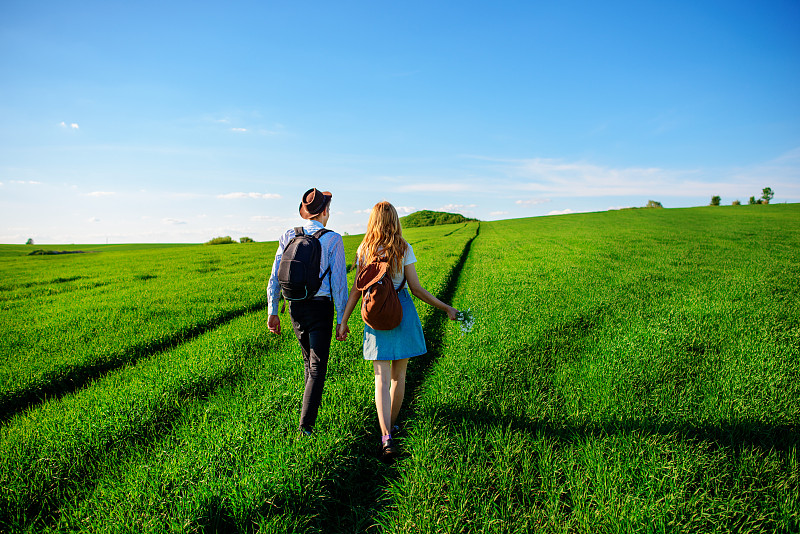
[{"x1": 299, "y1": 191, "x2": 332, "y2": 219}]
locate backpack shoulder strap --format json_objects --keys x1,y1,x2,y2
[
  {"x1": 312, "y1": 228, "x2": 332, "y2": 239},
  {"x1": 397, "y1": 277, "x2": 407, "y2": 293},
  {"x1": 294, "y1": 227, "x2": 305, "y2": 236}
]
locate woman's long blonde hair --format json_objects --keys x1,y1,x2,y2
[{"x1": 358, "y1": 201, "x2": 407, "y2": 276}]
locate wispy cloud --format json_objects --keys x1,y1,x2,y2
[
  {"x1": 439, "y1": 203, "x2": 476, "y2": 212},
  {"x1": 163, "y1": 218, "x2": 187, "y2": 225},
  {"x1": 87, "y1": 191, "x2": 115, "y2": 197},
  {"x1": 231, "y1": 128, "x2": 248, "y2": 132},
  {"x1": 251, "y1": 215, "x2": 286, "y2": 222},
  {"x1": 87, "y1": 217, "x2": 100, "y2": 223},
  {"x1": 515, "y1": 198, "x2": 551, "y2": 207},
  {"x1": 394, "y1": 182, "x2": 481, "y2": 193},
  {"x1": 355, "y1": 205, "x2": 415, "y2": 215},
  {"x1": 217, "y1": 192, "x2": 281, "y2": 200},
  {"x1": 547, "y1": 208, "x2": 575, "y2": 216},
  {"x1": 9, "y1": 180, "x2": 42, "y2": 185},
  {"x1": 59, "y1": 121, "x2": 79, "y2": 129}
]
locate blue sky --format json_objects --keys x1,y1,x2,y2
[{"x1": 2, "y1": 0, "x2": 798, "y2": 243}]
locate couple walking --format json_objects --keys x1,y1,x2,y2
[{"x1": 267, "y1": 188, "x2": 458, "y2": 459}]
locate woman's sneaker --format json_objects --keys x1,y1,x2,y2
[{"x1": 379, "y1": 437, "x2": 399, "y2": 461}]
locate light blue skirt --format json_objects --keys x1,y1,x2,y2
[{"x1": 363, "y1": 288, "x2": 427, "y2": 361}]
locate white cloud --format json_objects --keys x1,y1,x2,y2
[
  {"x1": 490, "y1": 211, "x2": 509, "y2": 216},
  {"x1": 218, "y1": 192, "x2": 281, "y2": 200},
  {"x1": 439, "y1": 203, "x2": 476, "y2": 212},
  {"x1": 59, "y1": 121, "x2": 79, "y2": 129},
  {"x1": 231, "y1": 128, "x2": 248, "y2": 132},
  {"x1": 394, "y1": 182, "x2": 480, "y2": 193},
  {"x1": 515, "y1": 198, "x2": 551, "y2": 207},
  {"x1": 10, "y1": 180, "x2": 42, "y2": 185},
  {"x1": 87, "y1": 191, "x2": 115, "y2": 197},
  {"x1": 163, "y1": 218, "x2": 187, "y2": 225},
  {"x1": 88, "y1": 217, "x2": 100, "y2": 223},
  {"x1": 356, "y1": 205, "x2": 415, "y2": 215},
  {"x1": 547, "y1": 208, "x2": 575, "y2": 216}
]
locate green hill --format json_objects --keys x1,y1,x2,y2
[{"x1": 400, "y1": 210, "x2": 478, "y2": 228}]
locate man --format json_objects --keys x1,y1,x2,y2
[{"x1": 267, "y1": 188, "x2": 349, "y2": 435}]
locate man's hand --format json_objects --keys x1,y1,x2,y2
[
  {"x1": 336, "y1": 323, "x2": 349, "y2": 341},
  {"x1": 268, "y1": 314, "x2": 281, "y2": 335}
]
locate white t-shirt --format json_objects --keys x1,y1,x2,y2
[{"x1": 357, "y1": 241, "x2": 416, "y2": 289}]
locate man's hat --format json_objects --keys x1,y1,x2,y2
[{"x1": 299, "y1": 188, "x2": 332, "y2": 219}]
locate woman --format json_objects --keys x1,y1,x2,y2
[{"x1": 337, "y1": 201, "x2": 458, "y2": 459}]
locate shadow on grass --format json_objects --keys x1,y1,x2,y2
[
  {"x1": 429, "y1": 405, "x2": 800, "y2": 455},
  {"x1": 0, "y1": 302, "x2": 267, "y2": 424}
]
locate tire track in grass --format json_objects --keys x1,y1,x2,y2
[
  {"x1": 0, "y1": 307, "x2": 289, "y2": 532},
  {"x1": 0, "y1": 302, "x2": 267, "y2": 424}
]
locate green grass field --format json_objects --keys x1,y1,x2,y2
[{"x1": 1, "y1": 206, "x2": 798, "y2": 533}]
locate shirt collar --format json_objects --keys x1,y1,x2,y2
[{"x1": 305, "y1": 219, "x2": 325, "y2": 231}]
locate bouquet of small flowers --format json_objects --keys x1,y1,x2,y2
[{"x1": 455, "y1": 308, "x2": 475, "y2": 335}]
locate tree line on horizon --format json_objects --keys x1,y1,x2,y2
[{"x1": 710, "y1": 187, "x2": 774, "y2": 207}]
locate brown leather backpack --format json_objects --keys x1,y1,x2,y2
[{"x1": 355, "y1": 259, "x2": 406, "y2": 330}]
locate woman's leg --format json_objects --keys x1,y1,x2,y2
[
  {"x1": 373, "y1": 361, "x2": 392, "y2": 436},
  {"x1": 389, "y1": 358, "x2": 409, "y2": 428}
]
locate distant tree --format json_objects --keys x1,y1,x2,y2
[
  {"x1": 239, "y1": 236, "x2": 254, "y2": 243},
  {"x1": 761, "y1": 187, "x2": 774, "y2": 204},
  {"x1": 205, "y1": 236, "x2": 235, "y2": 245},
  {"x1": 26, "y1": 238, "x2": 34, "y2": 245},
  {"x1": 646, "y1": 200, "x2": 663, "y2": 208},
  {"x1": 400, "y1": 210, "x2": 478, "y2": 228},
  {"x1": 710, "y1": 196, "x2": 721, "y2": 206},
  {"x1": 748, "y1": 196, "x2": 758, "y2": 205},
  {"x1": 732, "y1": 199, "x2": 741, "y2": 206}
]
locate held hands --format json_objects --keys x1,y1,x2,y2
[
  {"x1": 268, "y1": 314, "x2": 281, "y2": 335},
  {"x1": 336, "y1": 323, "x2": 350, "y2": 341}
]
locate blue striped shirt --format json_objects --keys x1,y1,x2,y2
[{"x1": 267, "y1": 220, "x2": 349, "y2": 325}]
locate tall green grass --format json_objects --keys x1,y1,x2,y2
[
  {"x1": 1, "y1": 206, "x2": 797, "y2": 532},
  {"x1": 0, "y1": 243, "x2": 275, "y2": 419},
  {"x1": 380, "y1": 205, "x2": 799, "y2": 533},
  {"x1": 0, "y1": 223, "x2": 478, "y2": 532}
]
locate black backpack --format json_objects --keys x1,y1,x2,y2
[{"x1": 277, "y1": 227, "x2": 332, "y2": 301}]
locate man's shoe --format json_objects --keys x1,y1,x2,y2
[{"x1": 299, "y1": 426, "x2": 314, "y2": 436}]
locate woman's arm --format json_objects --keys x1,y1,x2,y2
[{"x1": 404, "y1": 263, "x2": 458, "y2": 320}]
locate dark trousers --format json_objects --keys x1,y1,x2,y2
[{"x1": 287, "y1": 298, "x2": 334, "y2": 430}]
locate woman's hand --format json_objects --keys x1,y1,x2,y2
[
  {"x1": 446, "y1": 306, "x2": 459, "y2": 321},
  {"x1": 336, "y1": 323, "x2": 350, "y2": 341}
]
